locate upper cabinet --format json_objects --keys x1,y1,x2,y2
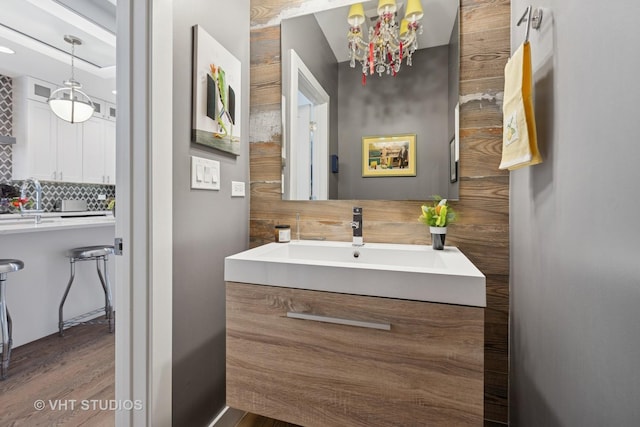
[
  {"x1": 82, "y1": 117, "x2": 116, "y2": 184},
  {"x1": 12, "y1": 76, "x2": 116, "y2": 185},
  {"x1": 91, "y1": 99, "x2": 117, "y2": 122}
]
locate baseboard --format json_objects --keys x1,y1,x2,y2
[{"x1": 208, "y1": 406, "x2": 245, "y2": 427}]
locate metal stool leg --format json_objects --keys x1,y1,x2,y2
[
  {"x1": 96, "y1": 256, "x2": 114, "y2": 333},
  {"x1": 59, "y1": 259, "x2": 76, "y2": 336},
  {"x1": 0, "y1": 274, "x2": 10, "y2": 380}
]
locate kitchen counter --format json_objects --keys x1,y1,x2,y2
[
  {"x1": 0, "y1": 215, "x2": 115, "y2": 347},
  {"x1": 0, "y1": 212, "x2": 114, "y2": 235},
  {"x1": 0, "y1": 210, "x2": 112, "y2": 219}
]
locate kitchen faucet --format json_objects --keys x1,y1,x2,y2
[
  {"x1": 19, "y1": 178, "x2": 43, "y2": 224},
  {"x1": 350, "y1": 207, "x2": 363, "y2": 246}
]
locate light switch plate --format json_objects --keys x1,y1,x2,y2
[
  {"x1": 191, "y1": 156, "x2": 220, "y2": 190},
  {"x1": 231, "y1": 181, "x2": 245, "y2": 197}
]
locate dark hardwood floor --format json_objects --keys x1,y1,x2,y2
[
  {"x1": 0, "y1": 322, "x2": 114, "y2": 426},
  {"x1": 236, "y1": 413, "x2": 300, "y2": 427}
]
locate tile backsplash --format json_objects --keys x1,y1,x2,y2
[
  {"x1": 11, "y1": 180, "x2": 116, "y2": 212},
  {"x1": 0, "y1": 75, "x2": 13, "y2": 182},
  {"x1": 0, "y1": 74, "x2": 116, "y2": 212}
]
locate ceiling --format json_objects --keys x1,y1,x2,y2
[
  {"x1": 0, "y1": 0, "x2": 116, "y2": 102},
  {"x1": 313, "y1": 0, "x2": 459, "y2": 63}
]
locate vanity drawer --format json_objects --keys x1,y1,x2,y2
[{"x1": 226, "y1": 282, "x2": 484, "y2": 427}]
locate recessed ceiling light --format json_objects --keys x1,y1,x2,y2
[
  {"x1": 0, "y1": 46, "x2": 15, "y2": 54},
  {"x1": 112, "y1": 90, "x2": 117, "y2": 95}
]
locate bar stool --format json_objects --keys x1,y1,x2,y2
[
  {"x1": 0, "y1": 259, "x2": 23, "y2": 380},
  {"x1": 59, "y1": 246, "x2": 114, "y2": 336}
]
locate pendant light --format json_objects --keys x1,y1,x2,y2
[{"x1": 48, "y1": 35, "x2": 95, "y2": 124}]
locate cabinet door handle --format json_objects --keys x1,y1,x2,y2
[{"x1": 286, "y1": 312, "x2": 391, "y2": 331}]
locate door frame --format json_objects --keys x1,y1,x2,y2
[
  {"x1": 115, "y1": 0, "x2": 173, "y2": 425},
  {"x1": 286, "y1": 49, "x2": 329, "y2": 200}
]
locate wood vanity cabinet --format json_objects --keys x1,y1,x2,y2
[{"x1": 226, "y1": 282, "x2": 484, "y2": 427}]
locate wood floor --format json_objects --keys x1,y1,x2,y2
[
  {"x1": 236, "y1": 413, "x2": 300, "y2": 427},
  {"x1": 0, "y1": 321, "x2": 114, "y2": 426}
]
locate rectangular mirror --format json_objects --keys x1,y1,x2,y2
[{"x1": 281, "y1": 0, "x2": 460, "y2": 201}]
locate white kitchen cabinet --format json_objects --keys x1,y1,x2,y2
[
  {"x1": 103, "y1": 120, "x2": 116, "y2": 184},
  {"x1": 82, "y1": 117, "x2": 116, "y2": 184},
  {"x1": 12, "y1": 99, "x2": 82, "y2": 182},
  {"x1": 105, "y1": 102, "x2": 117, "y2": 121},
  {"x1": 55, "y1": 118, "x2": 83, "y2": 182},
  {"x1": 13, "y1": 75, "x2": 116, "y2": 184}
]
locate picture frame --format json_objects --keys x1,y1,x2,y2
[
  {"x1": 191, "y1": 25, "x2": 242, "y2": 156},
  {"x1": 362, "y1": 134, "x2": 417, "y2": 177},
  {"x1": 449, "y1": 137, "x2": 458, "y2": 183}
]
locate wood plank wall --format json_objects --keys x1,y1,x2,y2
[{"x1": 249, "y1": 0, "x2": 510, "y2": 424}]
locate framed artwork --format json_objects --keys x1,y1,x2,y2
[
  {"x1": 450, "y1": 137, "x2": 458, "y2": 183},
  {"x1": 192, "y1": 25, "x2": 241, "y2": 156},
  {"x1": 362, "y1": 134, "x2": 416, "y2": 177}
]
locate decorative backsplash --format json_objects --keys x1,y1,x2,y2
[
  {"x1": 0, "y1": 74, "x2": 116, "y2": 212},
  {"x1": 0, "y1": 145, "x2": 11, "y2": 182},
  {"x1": 0, "y1": 75, "x2": 13, "y2": 182},
  {"x1": 11, "y1": 180, "x2": 116, "y2": 212}
]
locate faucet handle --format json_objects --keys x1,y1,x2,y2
[{"x1": 353, "y1": 207, "x2": 362, "y2": 215}]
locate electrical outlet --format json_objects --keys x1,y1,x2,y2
[
  {"x1": 231, "y1": 181, "x2": 245, "y2": 197},
  {"x1": 98, "y1": 194, "x2": 107, "y2": 201}
]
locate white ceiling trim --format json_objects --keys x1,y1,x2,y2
[
  {"x1": 26, "y1": 0, "x2": 116, "y2": 47},
  {"x1": 0, "y1": 25, "x2": 115, "y2": 79}
]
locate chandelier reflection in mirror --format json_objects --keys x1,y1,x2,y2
[
  {"x1": 347, "y1": 0, "x2": 424, "y2": 85},
  {"x1": 48, "y1": 35, "x2": 95, "y2": 124}
]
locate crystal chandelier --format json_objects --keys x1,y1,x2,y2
[{"x1": 347, "y1": 0, "x2": 424, "y2": 85}]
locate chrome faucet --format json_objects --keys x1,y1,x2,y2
[
  {"x1": 19, "y1": 178, "x2": 43, "y2": 224},
  {"x1": 350, "y1": 207, "x2": 363, "y2": 246}
]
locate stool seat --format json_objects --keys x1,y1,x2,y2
[
  {"x1": 0, "y1": 260, "x2": 24, "y2": 274},
  {"x1": 66, "y1": 246, "x2": 114, "y2": 260}
]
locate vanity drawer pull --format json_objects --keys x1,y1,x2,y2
[{"x1": 286, "y1": 312, "x2": 391, "y2": 331}]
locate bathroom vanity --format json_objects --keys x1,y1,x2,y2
[{"x1": 225, "y1": 241, "x2": 485, "y2": 426}]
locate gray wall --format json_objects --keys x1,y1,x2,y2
[
  {"x1": 509, "y1": 1, "x2": 640, "y2": 425},
  {"x1": 172, "y1": 1, "x2": 250, "y2": 425},
  {"x1": 337, "y1": 46, "x2": 450, "y2": 200},
  {"x1": 281, "y1": 14, "x2": 339, "y2": 198}
]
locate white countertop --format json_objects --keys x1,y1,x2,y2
[
  {"x1": 0, "y1": 212, "x2": 115, "y2": 234},
  {"x1": 0, "y1": 210, "x2": 111, "y2": 219},
  {"x1": 225, "y1": 241, "x2": 486, "y2": 307}
]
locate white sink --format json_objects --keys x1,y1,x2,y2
[{"x1": 225, "y1": 240, "x2": 486, "y2": 307}]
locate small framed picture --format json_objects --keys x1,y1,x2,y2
[
  {"x1": 449, "y1": 137, "x2": 458, "y2": 183},
  {"x1": 362, "y1": 134, "x2": 417, "y2": 177}
]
